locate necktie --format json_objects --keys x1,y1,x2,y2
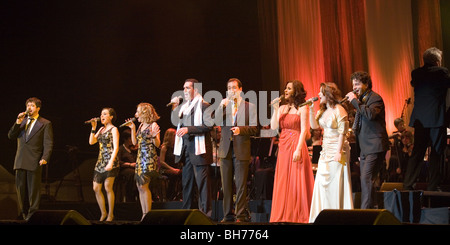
[
  {"x1": 233, "y1": 98, "x2": 238, "y2": 126},
  {"x1": 25, "y1": 117, "x2": 35, "y2": 140},
  {"x1": 352, "y1": 91, "x2": 369, "y2": 134},
  {"x1": 352, "y1": 112, "x2": 361, "y2": 134}
]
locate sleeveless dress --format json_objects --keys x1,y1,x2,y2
[
  {"x1": 135, "y1": 125, "x2": 158, "y2": 185},
  {"x1": 308, "y1": 105, "x2": 354, "y2": 223},
  {"x1": 93, "y1": 127, "x2": 119, "y2": 183},
  {"x1": 270, "y1": 113, "x2": 315, "y2": 223}
]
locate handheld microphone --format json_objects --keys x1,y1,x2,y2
[
  {"x1": 340, "y1": 90, "x2": 358, "y2": 103},
  {"x1": 299, "y1": 97, "x2": 319, "y2": 107},
  {"x1": 17, "y1": 109, "x2": 31, "y2": 119},
  {"x1": 269, "y1": 95, "x2": 285, "y2": 106},
  {"x1": 120, "y1": 117, "x2": 136, "y2": 128},
  {"x1": 167, "y1": 96, "x2": 183, "y2": 107},
  {"x1": 84, "y1": 117, "x2": 100, "y2": 124}
]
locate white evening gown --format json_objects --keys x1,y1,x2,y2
[{"x1": 309, "y1": 105, "x2": 354, "y2": 223}]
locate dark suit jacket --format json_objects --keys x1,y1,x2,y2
[
  {"x1": 351, "y1": 90, "x2": 389, "y2": 156},
  {"x1": 174, "y1": 100, "x2": 213, "y2": 166},
  {"x1": 218, "y1": 101, "x2": 259, "y2": 161},
  {"x1": 409, "y1": 64, "x2": 450, "y2": 128},
  {"x1": 8, "y1": 116, "x2": 54, "y2": 171}
]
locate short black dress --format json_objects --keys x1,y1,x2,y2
[{"x1": 93, "y1": 127, "x2": 119, "y2": 183}]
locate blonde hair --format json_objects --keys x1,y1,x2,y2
[{"x1": 137, "y1": 103, "x2": 160, "y2": 124}]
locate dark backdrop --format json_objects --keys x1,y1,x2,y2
[{"x1": 1, "y1": 0, "x2": 268, "y2": 177}]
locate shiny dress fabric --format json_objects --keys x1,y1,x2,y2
[
  {"x1": 93, "y1": 128, "x2": 119, "y2": 183},
  {"x1": 270, "y1": 114, "x2": 315, "y2": 223},
  {"x1": 309, "y1": 105, "x2": 353, "y2": 223},
  {"x1": 135, "y1": 127, "x2": 158, "y2": 185}
]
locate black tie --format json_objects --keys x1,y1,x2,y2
[
  {"x1": 352, "y1": 91, "x2": 370, "y2": 135},
  {"x1": 352, "y1": 112, "x2": 361, "y2": 134},
  {"x1": 26, "y1": 117, "x2": 34, "y2": 140}
]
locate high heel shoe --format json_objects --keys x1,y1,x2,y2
[
  {"x1": 141, "y1": 213, "x2": 147, "y2": 221},
  {"x1": 99, "y1": 215, "x2": 107, "y2": 222}
]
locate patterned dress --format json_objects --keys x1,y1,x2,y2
[
  {"x1": 93, "y1": 127, "x2": 119, "y2": 183},
  {"x1": 135, "y1": 125, "x2": 158, "y2": 185}
]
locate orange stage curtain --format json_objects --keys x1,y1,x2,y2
[
  {"x1": 274, "y1": 0, "x2": 443, "y2": 134},
  {"x1": 276, "y1": 0, "x2": 325, "y2": 99}
]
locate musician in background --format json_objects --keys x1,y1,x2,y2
[{"x1": 387, "y1": 118, "x2": 412, "y2": 182}]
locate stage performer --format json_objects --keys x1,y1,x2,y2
[
  {"x1": 403, "y1": 47, "x2": 450, "y2": 191},
  {"x1": 89, "y1": 108, "x2": 120, "y2": 221},
  {"x1": 8, "y1": 97, "x2": 53, "y2": 220},
  {"x1": 269, "y1": 80, "x2": 315, "y2": 223},
  {"x1": 125, "y1": 103, "x2": 160, "y2": 219},
  {"x1": 308, "y1": 83, "x2": 353, "y2": 223},
  {"x1": 344, "y1": 71, "x2": 389, "y2": 209},
  {"x1": 217, "y1": 78, "x2": 259, "y2": 222},
  {"x1": 171, "y1": 78, "x2": 214, "y2": 216}
]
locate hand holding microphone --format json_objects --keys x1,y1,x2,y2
[
  {"x1": 84, "y1": 117, "x2": 100, "y2": 124},
  {"x1": 341, "y1": 90, "x2": 358, "y2": 103},
  {"x1": 120, "y1": 117, "x2": 136, "y2": 128},
  {"x1": 167, "y1": 96, "x2": 183, "y2": 107},
  {"x1": 269, "y1": 95, "x2": 284, "y2": 108},
  {"x1": 299, "y1": 97, "x2": 318, "y2": 107},
  {"x1": 17, "y1": 109, "x2": 30, "y2": 119},
  {"x1": 16, "y1": 109, "x2": 30, "y2": 124}
]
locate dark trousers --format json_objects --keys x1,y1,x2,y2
[
  {"x1": 360, "y1": 152, "x2": 385, "y2": 209},
  {"x1": 220, "y1": 142, "x2": 250, "y2": 221},
  {"x1": 404, "y1": 122, "x2": 446, "y2": 191},
  {"x1": 181, "y1": 150, "x2": 212, "y2": 217},
  {"x1": 15, "y1": 167, "x2": 42, "y2": 220}
]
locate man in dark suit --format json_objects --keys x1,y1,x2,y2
[
  {"x1": 345, "y1": 72, "x2": 389, "y2": 209},
  {"x1": 217, "y1": 78, "x2": 259, "y2": 222},
  {"x1": 172, "y1": 79, "x2": 213, "y2": 216},
  {"x1": 8, "y1": 97, "x2": 54, "y2": 220},
  {"x1": 403, "y1": 47, "x2": 450, "y2": 191}
]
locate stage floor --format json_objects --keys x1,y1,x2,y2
[{"x1": 2, "y1": 190, "x2": 450, "y2": 226}]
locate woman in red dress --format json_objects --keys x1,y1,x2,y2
[{"x1": 269, "y1": 80, "x2": 315, "y2": 223}]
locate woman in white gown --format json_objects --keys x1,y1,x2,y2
[{"x1": 308, "y1": 82, "x2": 353, "y2": 223}]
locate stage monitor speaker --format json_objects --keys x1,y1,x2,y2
[
  {"x1": 314, "y1": 209, "x2": 402, "y2": 225},
  {"x1": 380, "y1": 182, "x2": 404, "y2": 191},
  {"x1": 27, "y1": 210, "x2": 91, "y2": 225},
  {"x1": 140, "y1": 209, "x2": 214, "y2": 225}
]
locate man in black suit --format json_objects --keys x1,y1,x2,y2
[
  {"x1": 345, "y1": 72, "x2": 389, "y2": 209},
  {"x1": 403, "y1": 47, "x2": 450, "y2": 191},
  {"x1": 8, "y1": 97, "x2": 54, "y2": 220},
  {"x1": 172, "y1": 79, "x2": 213, "y2": 216},
  {"x1": 217, "y1": 78, "x2": 259, "y2": 222}
]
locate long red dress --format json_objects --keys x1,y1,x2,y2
[{"x1": 270, "y1": 113, "x2": 315, "y2": 223}]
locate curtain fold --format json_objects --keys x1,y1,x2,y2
[
  {"x1": 269, "y1": 0, "x2": 443, "y2": 133},
  {"x1": 364, "y1": 0, "x2": 415, "y2": 133},
  {"x1": 276, "y1": 0, "x2": 325, "y2": 97},
  {"x1": 320, "y1": 0, "x2": 367, "y2": 94}
]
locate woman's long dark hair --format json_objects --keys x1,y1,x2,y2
[{"x1": 282, "y1": 80, "x2": 307, "y2": 109}]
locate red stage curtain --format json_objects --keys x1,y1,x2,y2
[
  {"x1": 273, "y1": 0, "x2": 443, "y2": 133},
  {"x1": 364, "y1": 0, "x2": 415, "y2": 133},
  {"x1": 276, "y1": 0, "x2": 325, "y2": 99}
]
